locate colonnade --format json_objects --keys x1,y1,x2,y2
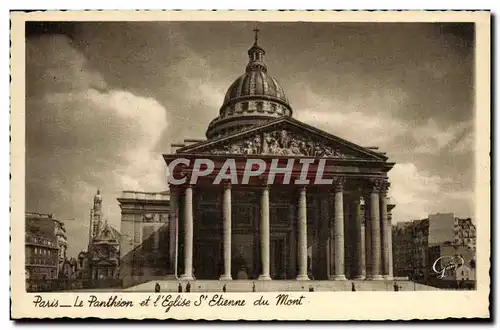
[{"x1": 168, "y1": 177, "x2": 394, "y2": 281}]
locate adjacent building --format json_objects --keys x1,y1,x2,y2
[
  {"x1": 392, "y1": 213, "x2": 476, "y2": 281},
  {"x1": 86, "y1": 190, "x2": 121, "y2": 281},
  {"x1": 392, "y1": 221, "x2": 415, "y2": 278},
  {"x1": 25, "y1": 214, "x2": 59, "y2": 280},
  {"x1": 428, "y1": 213, "x2": 456, "y2": 245},
  {"x1": 117, "y1": 191, "x2": 170, "y2": 287},
  {"x1": 392, "y1": 219, "x2": 429, "y2": 279},
  {"x1": 455, "y1": 217, "x2": 476, "y2": 250},
  {"x1": 52, "y1": 218, "x2": 68, "y2": 274},
  {"x1": 25, "y1": 212, "x2": 68, "y2": 278}
]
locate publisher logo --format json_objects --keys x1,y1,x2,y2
[{"x1": 432, "y1": 255, "x2": 465, "y2": 279}]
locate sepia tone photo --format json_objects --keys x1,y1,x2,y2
[{"x1": 10, "y1": 11, "x2": 490, "y2": 320}]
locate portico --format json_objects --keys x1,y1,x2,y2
[
  {"x1": 164, "y1": 148, "x2": 395, "y2": 282},
  {"x1": 160, "y1": 31, "x2": 396, "y2": 283}
]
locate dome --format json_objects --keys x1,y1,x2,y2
[
  {"x1": 222, "y1": 70, "x2": 290, "y2": 109},
  {"x1": 206, "y1": 29, "x2": 292, "y2": 139}
]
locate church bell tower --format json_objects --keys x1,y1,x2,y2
[{"x1": 88, "y1": 189, "x2": 103, "y2": 247}]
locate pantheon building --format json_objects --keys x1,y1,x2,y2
[{"x1": 119, "y1": 32, "x2": 395, "y2": 287}]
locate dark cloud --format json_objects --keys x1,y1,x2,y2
[{"x1": 26, "y1": 34, "x2": 168, "y2": 257}]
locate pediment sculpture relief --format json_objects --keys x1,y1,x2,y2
[{"x1": 208, "y1": 129, "x2": 354, "y2": 158}]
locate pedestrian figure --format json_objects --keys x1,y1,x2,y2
[
  {"x1": 155, "y1": 282, "x2": 160, "y2": 293},
  {"x1": 393, "y1": 281, "x2": 399, "y2": 292},
  {"x1": 186, "y1": 282, "x2": 191, "y2": 293},
  {"x1": 252, "y1": 282, "x2": 256, "y2": 292},
  {"x1": 178, "y1": 282, "x2": 182, "y2": 293},
  {"x1": 351, "y1": 282, "x2": 356, "y2": 292},
  {"x1": 222, "y1": 284, "x2": 226, "y2": 292}
]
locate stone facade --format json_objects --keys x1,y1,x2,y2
[
  {"x1": 53, "y1": 219, "x2": 68, "y2": 275},
  {"x1": 25, "y1": 214, "x2": 60, "y2": 280},
  {"x1": 117, "y1": 191, "x2": 171, "y2": 287},
  {"x1": 86, "y1": 191, "x2": 121, "y2": 281},
  {"x1": 119, "y1": 32, "x2": 397, "y2": 286}
]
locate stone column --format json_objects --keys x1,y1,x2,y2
[
  {"x1": 369, "y1": 180, "x2": 383, "y2": 280},
  {"x1": 296, "y1": 186, "x2": 309, "y2": 280},
  {"x1": 331, "y1": 177, "x2": 347, "y2": 280},
  {"x1": 180, "y1": 185, "x2": 194, "y2": 280},
  {"x1": 380, "y1": 182, "x2": 391, "y2": 279},
  {"x1": 258, "y1": 185, "x2": 271, "y2": 280},
  {"x1": 168, "y1": 187, "x2": 179, "y2": 277},
  {"x1": 363, "y1": 195, "x2": 372, "y2": 278},
  {"x1": 353, "y1": 195, "x2": 366, "y2": 280},
  {"x1": 388, "y1": 209, "x2": 394, "y2": 279},
  {"x1": 220, "y1": 184, "x2": 232, "y2": 280}
]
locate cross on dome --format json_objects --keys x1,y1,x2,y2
[
  {"x1": 247, "y1": 27, "x2": 266, "y2": 73},
  {"x1": 205, "y1": 29, "x2": 292, "y2": 139},
  {"x1": 253, "y1": 27, "x2": 260, "y2": 45}
]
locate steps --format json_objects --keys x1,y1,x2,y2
[{"x1": 125, "y1": 279, "x2": 441, "y2": 292}]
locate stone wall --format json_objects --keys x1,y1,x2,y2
[{"x1": 118, "y1": 191, "x2": 171, "y2": 287}]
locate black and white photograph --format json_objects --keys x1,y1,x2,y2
[{"x1": 10, "y1": 10, "x2": 490, "y2": 320}]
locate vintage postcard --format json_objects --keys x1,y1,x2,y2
[{"x1": 10, "y1": 10, "x2": 490, "y2": 320}]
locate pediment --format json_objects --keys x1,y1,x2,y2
[
  {"x1": 177, "y1": 118, "x2": 387, "y2": 161},
  {"x1": 95, "y1": 222, "x2": 119, "y2": 243}
]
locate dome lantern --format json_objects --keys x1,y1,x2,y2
[
  {"x1": 246, "y1": 28, "x2": 267, "y2": 73},
  {"x1": 206, "y1": 29, "x2": 292, "y2": 139}
]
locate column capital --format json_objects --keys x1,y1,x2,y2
[
  {"x1": 259, "y1": 183, "x2": 270, "y2": 191},
  {"x1": 297, "y1": 184, "x2": 307, "y2": 193},
  {"x1": 366, "y1": 178, "x2": 389, "y2": 193},
  {"x1": 222, "y1": 181, "x2": 232, "y2": 189},
  {"x1": 379, "y1": 179, "x2": 390, "y2": 195},
  {"x1": 332, "y1": 176, "x2": 346, "y2": 192}
]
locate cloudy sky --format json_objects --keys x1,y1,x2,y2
[{"x1": 25, "y1": 21, "x2": 475, "y2": 257}]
